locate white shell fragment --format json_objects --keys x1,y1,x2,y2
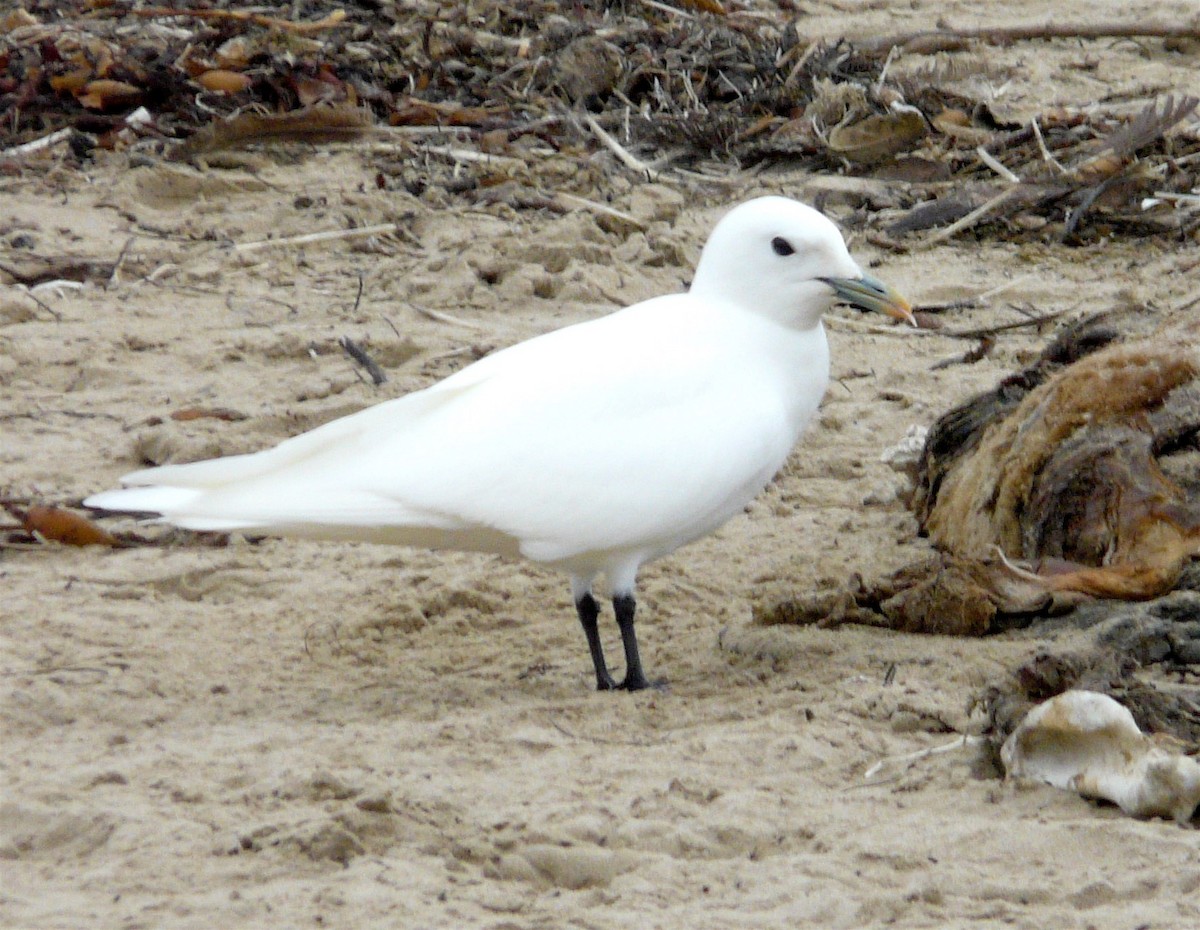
[{"x1": 1001, "y1": 690, "x2": 1200, "y2": 824}]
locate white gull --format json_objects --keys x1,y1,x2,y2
[{"x1": 86, "y1": 196, "x2": 913, "y2": 691}]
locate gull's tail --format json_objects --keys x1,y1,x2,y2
[{"x1": 82, "y1": 483, "x2": 249, "y2": 531}]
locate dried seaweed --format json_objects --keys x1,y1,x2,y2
[{"x1": 2, "y1": 1, "x2": 1198, "y2": 244}]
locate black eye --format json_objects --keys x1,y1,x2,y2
[{"x1": 771, "y1": 236, "x2": 794, "y2": 256}]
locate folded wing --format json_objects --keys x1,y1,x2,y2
[{"x1": 86, "y1": 295, "x2": 806, "y2": 563}]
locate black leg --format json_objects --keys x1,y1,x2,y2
[
  {"x1": 613, "y1": 593, "x2": 651, "y2": 692},
  {"x1": 575, "y1": 591, "x2": 618, "y2": 691}
]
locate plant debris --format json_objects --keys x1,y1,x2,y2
[
  {"x1": 338, "y1": 335, "x2": 387, "y2": 386},
  {"x1": 3, "y1": 501, "x2": 125, "y2": 547},
  {"x1": 169, "y1": 406, "x2": 248, "y2": 423},
  {"x1": 3, "y1": 2, "x2": 1198, "y2": 243}
]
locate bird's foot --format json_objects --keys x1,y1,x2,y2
[
  {"x1": 594, "y1": 670, "x2": 667, "y2": 692},
  {"x1": 595, "y1": 670, "x2": 620, "y2": 691},
  {"x1": 617, "y1": 671, "x2": 669, "y2": 693}
]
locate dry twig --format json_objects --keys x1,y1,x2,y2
[
  {"x1": 410, "y1": 304, "x2": 482, "y2": 330},
  {"x1": 921, "y1": 188, "x2": 1025, "y2": 246},
  {"x1": 104, "y1": 6, "x2": 349, "y2": 35},
  {"x1": 859, "y1": 21, "x2": 1200, "y2": 56},
  {"x1": 1, "y1": 129, "x2": 72, "y2": 159},
  {"x1": 945, "y1": 307, "x2": 1070, "y2": 339},
  {"x1": 339, "y1": 336, "x2": 387, "y2": 386},
  {"x1": 583, "y1": 114, "x2": 663, "y2": 181},
  {"x1": 234, "y1": 223, "x2": 404, "y2": 253}
]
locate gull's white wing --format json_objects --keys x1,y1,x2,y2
[{"x1": 86, "y1": 293, "x2": 826, "y2": 563}]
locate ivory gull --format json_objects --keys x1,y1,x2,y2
[{"x1": 86, "y1": 196, "x2": 913, "y2": 691}]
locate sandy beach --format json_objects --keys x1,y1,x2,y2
[{"x1": 2, "y1": 1, "x2": 1198, "y2": 926}]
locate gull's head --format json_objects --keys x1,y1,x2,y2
[{"x1": 690, "y1": 196, "x2": 913, "y2": 330}]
